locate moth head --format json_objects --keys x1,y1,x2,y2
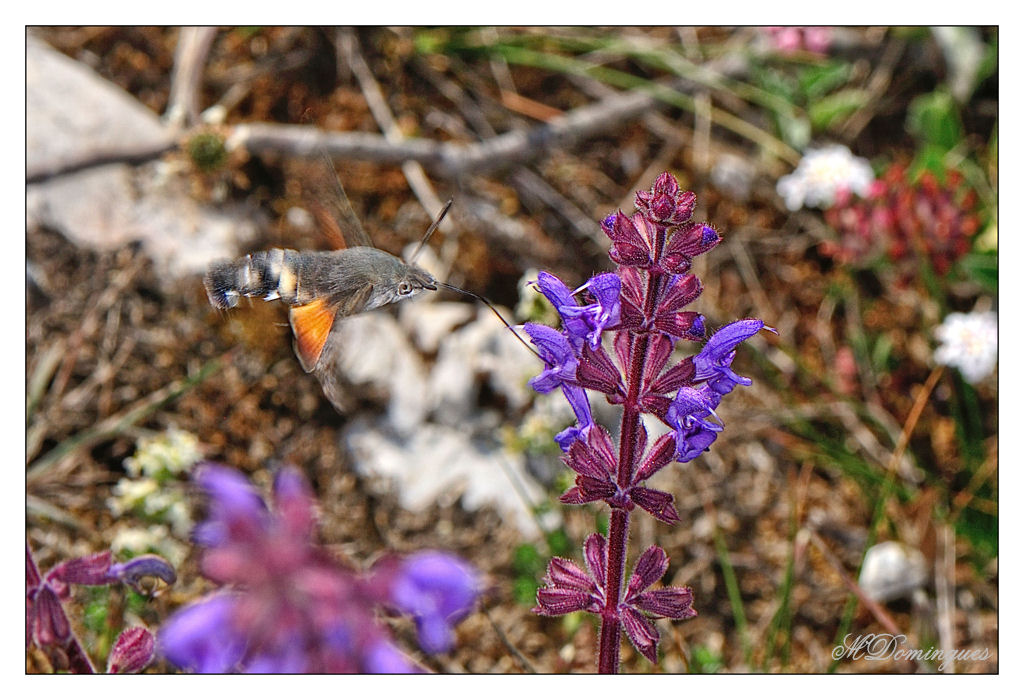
[{"x1": 398, "y1": 265, "x2": 437, "y2": 297}]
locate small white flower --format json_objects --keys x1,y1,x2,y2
[
  {"x1": 123, "y1": 429, "x2": 202, "y2": 478},
  {"x1": 934, "y1": 311, "x2": 998, "y2": 383},
  {"x1": 776, "y1": 144, "x2": 875, "y2": 211},
  {"x1": 107, "y1": 477, "x2": 160, "y2": 516}
]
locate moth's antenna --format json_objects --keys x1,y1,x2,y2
[
  {"x1": 438, "y1": 282, "x2": 543, "y2": 361},
  {"x1": 410, "y1": 199, "x2": 453, "y2": 265}
]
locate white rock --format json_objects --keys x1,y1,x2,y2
[
  {"x1": 858, "y1": 541, "x2": 929, "y2": 603},
  {"x1": 26, "y1": 37, "x2": 261, "y2": 278},
  {"x1": 344, "y1": 418, "x2": 547, "y2": 537},
  {"x1": 27, "y1": 36, "x2": 173, "y2": 181}
]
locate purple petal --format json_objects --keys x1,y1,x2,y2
[
  {"x1": 534, "y1": 587, "x2": 597, "y2": 616},
  {"x1": 561, "y1": 385, "x2": 593, "y2": 434},
  {"x1": 193, "y1": 463, "x2": 268, "y2": 546},
  {"x1": 245, "y1": 645, "x2": 309, "y2": 674},
  {"x1": 583, "y1": 533, "x2": 607, "y2": 587},
  {"x1": 364, "y1": 639, "x2": 421, "y2": 674},
  {"x1": 620, "y1": 606, "x2": 660, "y2": 664},
  {"x1": 159, "y1": 594, "x2": 246, "y2": 673},
  {"x1": 107, "y1": 555, "x2": 177, "y2": 591},
  {"x1": 535, "y1": 270, "x2": 575, "y2": 310},
  {"x1": 46, "y1": 551, "x2": 113, "y2": 586},
  {"x1": 389, "y1": 552, "x2": 479, "y2": 655},
  {"x1": 272, "y1": 466, "x2": 317, "y2": 539},
  {"x1": 554, "y1": 425, "x2": 585, "y2": 452},
  {"x1": 633, "y1": 587, "x2": 697, "y2": 620},
  {"x1": 107, "y1": 627, "x2": 156, "y2": 674},
  {"x1": 693, "y1": 319, "x2": 766, "y2": 387},
  {"x1": 524, "y1": 323, "x2": 578, "y2": 393},
  {"x1": 626, "y1": 546, "x2": 669, "y2": 598},
  {"x1": 545, "y1": 556, "x2": 597, "y2": 592},
  {"x1": 535, "y1": 271, "x2": 592, "y2": 346}
]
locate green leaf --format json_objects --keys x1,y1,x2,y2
[
  {"x1": 909, "y1": 143, "x2": 953, "y2": 181},
  {"x1": 691, "y1": 644, "x2": 724, "y2": 673},
  {"x1": 958, "y1": 252, "x2": 998, "y2": 294},
  {"x1": 906, "y1": 91, "x2": 963, "y2": 152},
  {"x1": 808, "y1": 89, "x2": 868, "y2": 132},
  {"x1": 797, "y1": 61, "x2": 853, "y2": 100}
]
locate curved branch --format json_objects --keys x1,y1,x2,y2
[{"x1": 227, "y1": 85, "x2": 660, "y2": 177}]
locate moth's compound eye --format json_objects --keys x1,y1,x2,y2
[{"x1": 398, "y1": 281, "x2": 413, "y2": 295}]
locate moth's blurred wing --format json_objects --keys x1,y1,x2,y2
[
  {"x1": 309, "y1": 317, "x2": 358, "y2": 414},
  {"x1": 303, "y1": 151, "x2": 374, "y2": 250}
]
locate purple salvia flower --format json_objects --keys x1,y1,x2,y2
[
  {"x1": 553, "y1": 384, "x2": 595, "y2": 451},
  {"x1": 559, "y1": 273, "x2": 622, "y2": 349},
  {"x1": 534, "y1": 271, "x2": 593, "y2": 350},
  {"x1": 191, "y1": 462, "x2": 268, "y2": 547},
  {"x1": 523, "y1": 322, "x2": 579, "y2": 393},
  {"x1": 528, "y1": 172, "x2": 768, "y2": 671},
  {"x1": 364, "y1": 640, "x2": 420, "y2": 674},
  {"x1": 535, "y1": 271, "x2": 622, "y2": 350},
  {"x1": 524, "y1": 321, "x2": 596, "y2": 451},
  {"x1": 666, "y1": 384, "x2": 726, "y2": 463},
  {"x1": 106, "y1": 555, "x2": 177, "y2": 593},
  {"x1": 693, "y1": 318, "x2": 772, "y2": 393}
]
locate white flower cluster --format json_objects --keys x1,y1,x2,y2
[
  {"x1": 123, "y1": 429, "x2": 202, "y2": 478},
  {"x1": 934, "y1": 311, "x2": 998, "y2": 383},
  {"x1": 108, "y1": 429, "x2": 201, "y2": 543},
  {"x1": 776, "y1": 144, "x2": 875, "y2": 211}
]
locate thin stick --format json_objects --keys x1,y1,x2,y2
[
  {"x1": 483, "y1": 607, "x2": 537, "y2": 673},
  {"x1": 165, "y1": 26, "x2": 218, "y2": 128}
]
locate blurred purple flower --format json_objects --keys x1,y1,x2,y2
[
  {"x1": 159, "y1": 463, "x2": 476, "y2": 673},
  {"x1": 380, "y1": 551, "x2": 480, "y2": 655}
]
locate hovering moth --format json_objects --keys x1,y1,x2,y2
[
  {"x1": 203, "y1": 157, "x2": 533, "y2": 409},
  {"x1": 203, "y1": 211, "x2": 447, "y2": 373}
]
